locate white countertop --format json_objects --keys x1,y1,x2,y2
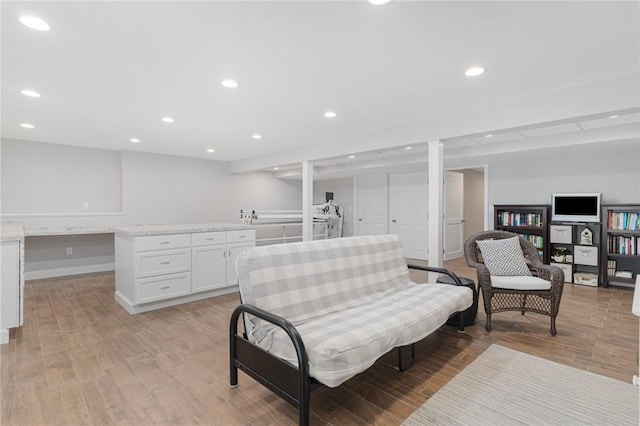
[
  {"x1": 113, "y1": 223, "x2": 254, "y2": 237},
  {"x1": 0, "y1": 224, "x2": 25, "y2": 242},
  {"x1": 1, "y1": 222, "x2": 254, "y2": 240},
  {"x1": 23, "y1": 225, "x2": 114, "y2": 236}
]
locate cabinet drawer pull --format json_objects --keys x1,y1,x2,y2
[
  {"x1": 160, "y1": 261, "x2": 171, "y2": 265},
  {"x1": 159, "y1": 286, "x2": 170, "y2": 290},
  {"x1": 160, "y1": 241, "x2": 171, "y2": 245},
  {"x1": 205, "y1": 237, "x2": 215, "y2": 241},
  {"x1": 238, "y1": 235, "x2": 246, "y2": 238}
]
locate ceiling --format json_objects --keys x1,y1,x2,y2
[{"x1": 2, "y1": 1, "x2": 639, "y2": 171}]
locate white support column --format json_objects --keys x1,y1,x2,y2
[
  {"x1": 428, "y1": 140, "x2": 444, "y2": 282},
  {"x1": 302, "y1": 160, "x2": 314, "y2": 241}
]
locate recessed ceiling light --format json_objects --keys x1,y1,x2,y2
[
  {"x1": 348, "y1": 155, "x2": 355, "y2": 159},
  {"x1": 19, "y1": 15, "x2": 50, "y2": 31},
  {"x1": 221, "y1": 79, "x2": 239, "y2": 88},
  {"x1": 273, "y1": 167, "x2": 280, "y2": 170},
  {"x1": 21, "y1": 89, "x2": 41, "y2": 98},
  {"x1": 20, "y1": 123, "x2": 35, "y2": 129},
  {"x1": 368, "y1": 0, "x2": 393, "y2": 4},
  {"x1": 324, "y1": 111, "x2": 337, "y2": 118},
  {"x1": 485, "y1": 134, "x2": 494, "y2": 138},
  {"x1": 161, "y1": 117, "x2": 175, "y2": 123},
  {"x1": 252, "y1": 134, "x2": 262, "y2": 140},
  {"x1": 206, "y1": 148, "x2": 215, "y2": 153},
  {"x1": 405, "y1": 146, "x2": 413, "y2": 150},
  {"x1": 465, "y1": 67, "x2": 485, "y2": 77},
  {"x1": 129, "y1": 138, "x2": 140, "y2": 143},
  {"x1": 609, "y1": 115, "x2": 619, "y2": 119}
]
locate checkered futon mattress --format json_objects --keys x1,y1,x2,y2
[{"x1": 236, "y1": 234, "x2": 472, "y2": 387}]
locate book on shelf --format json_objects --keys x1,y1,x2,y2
[
  {"x1": 607, "y1": 235, "x2": 640, "y2": 255},
  {"x1": 521, "y1": 234, "x2": 544, "y2": 249},
  {"x1": 607, "y1": 259, "x2": 617, "y2": 277},
  {"x1": 607, "y1": 211, "x2": 640, "y2": 231},
  {"x1": 497, "y1": 212, "x2": 542, "y2": 227}
]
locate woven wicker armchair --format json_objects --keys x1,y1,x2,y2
[{"x1": 464, "y1": 230, "x2": 565, "y2": 336}]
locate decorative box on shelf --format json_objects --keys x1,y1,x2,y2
[{"x1": 573, "y1": 272, "x2": 599, "y2": 286}]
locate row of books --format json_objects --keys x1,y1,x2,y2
[
  {"x1": 607, "y1": 235, "x2": 640, "y2": 255},
  {"x1": 521, "y1": 234, "x2": 544, "y2": 249},
  {"x1": 496, "y1": 212, "x2": 543, "y2": 227},
  {"x1": 607, "y1": 211, "x2": 640, "y2": 231}
]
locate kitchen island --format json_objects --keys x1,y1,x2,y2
[{"x1": 113, "y1": 223, "x2": 255, "y2": 314}]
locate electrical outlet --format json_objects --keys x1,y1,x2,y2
[
  {"x1": 82, "y1": 202, "x2": 89, "y2": 210},
  {"x1": 66, "y1": 247, "x2": 73, "y2": 255}
]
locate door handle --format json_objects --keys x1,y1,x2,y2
[
  {"x1": 391, "y1": 219, "x2": 397, "y2": 223},
  {"x1": 461, "y1": 220, "x2": 466, "y2": 223},
  {"x1": 358, "y1": 218, "x2": 363, "y2": 222}
]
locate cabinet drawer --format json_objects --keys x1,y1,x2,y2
[
  {"x1": 191, "y1": 231, "x2": 226, "y2": 247},
  {"x1": 550, "y1": 225, "x2": 572, "y2": 244},
  {"x1": 135, "y1": 234, "x2": 190, "y2": 252},
  {"x1": 227, "y1": 229, "x2": 256, "y2": 243},
  {"x1": 136, "y1": 249, "x2": 191, "y2": 278},
  {"x1": 138, "y1": 273, "x2": 191, "y2": 303},
  {"x1": 573, "y1": 245, "x2": 598, "y2": 266}
]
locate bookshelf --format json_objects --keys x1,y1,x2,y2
[
  {"x1": 549, "y1": 222, "x2": 601, "y2": 286},
  {"x1": 494, "y1": 204, "x2": 550, "y2": 263},
  {"x1": 602, "y1": 204, "x2": 640, "y2": 288}
]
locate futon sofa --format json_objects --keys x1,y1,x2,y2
[{"x1": 229, "y1": 234, "x2": 473, "y2": 425}]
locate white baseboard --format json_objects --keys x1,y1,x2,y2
[
  {"x1": 115, "y1": 286, "x2": 238, "y2": 314},
  {"x1": 25, "y1": 263, "x2": 115, "y2": 280}
]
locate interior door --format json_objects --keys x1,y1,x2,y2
[
  {"x1": 444, "y1": 171, "x2": 464, "y2": 260},
  {"x1": 390, "y1": 172, "x2": 428, "y2": 260},
  {"x1": 355, "y1": 174, "x2": 388, "y2": 236}
]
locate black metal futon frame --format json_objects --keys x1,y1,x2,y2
[{"x1": 229, "y1": 265, "x2": 467, "y2": 425}]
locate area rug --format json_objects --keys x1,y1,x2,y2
[{"x1": 403, "y1": 344, "x2": 638, "y2": 425}]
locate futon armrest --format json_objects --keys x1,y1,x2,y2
[
  {"x1": 230, "y1": 304, "x2": 309, "y2": 370},
  {"x1": 407, "y1": 264, "x2": 464, "y2": 285}
]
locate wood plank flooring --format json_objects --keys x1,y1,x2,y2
[{"x1": 2, "y1": 259, "x2": 638, "y2": 425}]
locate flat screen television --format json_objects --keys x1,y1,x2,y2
[{"x1": 551, "y1": 193, "x2": 601, "y2": 223}]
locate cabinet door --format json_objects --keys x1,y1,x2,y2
[
  {"x1": 227, "y1": 243, "x2": 254, "y2": 286},
  {"x1": 1, "y1": 242, "x2": 21, "y2": 329},
  {"x1": 192, "y1": 245, "x2": 227, "y2": 293}
]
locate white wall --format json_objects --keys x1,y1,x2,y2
[
  {"x1": 461, "y1": 169, "x2": 485, "y2": 240},
  {"x1": 447, "y1": 139, "x2": 640, "y2": 227},
  {"x1": 1, "y1": 138, "x2": 302, "y2": 278},
  {"x1": 1, "y1": 138, "x2": 122, "y2": 214}
]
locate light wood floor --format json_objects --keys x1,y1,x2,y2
[{"x1": 2, "y1": 259, "x2": 637, "y2": 425}]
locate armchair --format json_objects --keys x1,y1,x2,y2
[{"x1": 464, "y1": 230, "x2": 565, "y2": 335}]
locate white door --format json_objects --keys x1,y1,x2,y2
[
  {"x1": 355, "y1": 174, "x2": 388, "y2": 236},
  {"x1": 444, "y1": 171, "x2": 464, "y2": 260},
  {"x1": 390, "y1": 172, "x2": 428, "y2": 260},
  {"x1": 192, "y1": 245, "x2": 227, "y2": 293}
]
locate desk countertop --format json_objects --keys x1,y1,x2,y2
[
  {"x1": 0, "y1": 224, "x2": 25, "y2": 242},
  {"x1": 112, "y1": 223, "x2": 254, "y2": 237}
]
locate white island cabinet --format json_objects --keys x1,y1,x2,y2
[{"x1": 114, "y1": 224, "x2": 255, "y2": 314}]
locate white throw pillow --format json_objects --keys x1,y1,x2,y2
[{"x1": 476, "y1": 236, "x2": 532, "y2": 276}]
